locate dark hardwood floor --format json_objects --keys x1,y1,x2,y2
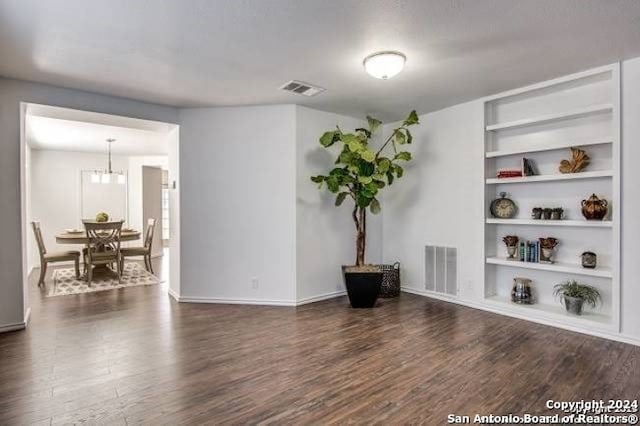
[{"x1": 1, "y1": 256, "x2": 639, "y2": 425}]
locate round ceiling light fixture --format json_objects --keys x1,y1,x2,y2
[{"x1": 363, "y1": 51, "x2": 406, "y2": 80}]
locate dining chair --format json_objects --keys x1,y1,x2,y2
[
  {"x1": 31, "y1": 221, "x2": 81, "y2": 287},
  {"x1": 83, "y1": 220, "x2": 124, "y2": 287},
  {"x1": 120, "y1": 218, "x2": 156, "y2": 275}
]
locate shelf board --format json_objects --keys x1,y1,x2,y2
[
  {"x1": 485, "y1": 103, "x2": 613, "y2": 132},
  {"x1": 486, "y1": 170, "x2": 613, "y2": 184},
  {"x1": 486, "y1": 218, "x2": 612, "y2": 228},
  {"x1": 486, "y1": 257, "x2": 612, "y2": 278},
  {"x1": 484, "y1": 295, "x2": 611, "y2": 327},
  {"x1": 485, "y1": 138, "x2": 613, "y2": 158}
]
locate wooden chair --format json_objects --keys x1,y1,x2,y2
[
  {"x1": 120, "y1": 218, "x2": 156, "y2": 275},
  {"x1": 31, "y1": 221, "x2": 81, "y2": 287},
  {"x1": 83, "y1": 220, "x2": 124, "y2": 287}
]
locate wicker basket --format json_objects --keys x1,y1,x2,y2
[{"x1": 379, "y1": 262, "x2": 401, "y2": 298}]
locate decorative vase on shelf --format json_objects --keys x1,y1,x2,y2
[
  {"x1": 511, "y1": 277, "x2": 533, "y2": 304},
  {"x1": 502, "y1": 235, "x2": 519, "y2": 260},
  {"x1": 581, "y1": 194, "x2": 608, "y2": 220},
  {"x1": 539, "y1": 237, "x2": 559, "y2": 264},
  {"x1": 581, "y1": 251, "x2": 597, "y2": 269}
]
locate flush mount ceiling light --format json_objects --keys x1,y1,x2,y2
[{"x1": 363, "y1": 51, "x2": 406, "y2": 80}]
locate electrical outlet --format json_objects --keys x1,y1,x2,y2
[{"x1": 251, "y1": 277, "x2": 259, "y2": 290}]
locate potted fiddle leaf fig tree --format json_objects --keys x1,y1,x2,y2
[{"x1": 311, "y1": 110, "x2": 419, "y2": 308}]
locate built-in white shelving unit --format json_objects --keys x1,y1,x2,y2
[
  {"x1": 485, "y1": 137, "x2": 613, "y2": 158},
  {"x1": 482, "y1": 64, "x2": 620, "y2": 333},
  {"x1": 485, "y1": 170, "x2": 613, "y2": 184},
  {"x1": 485, "y1": 103, "x2": 613, "y2": 131},
  {"x1": 486, "y1": 218, "x2": 613, "y2": 228}
]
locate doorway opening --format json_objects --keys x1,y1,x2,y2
[{"x1": 20, "y1": 103, "x2": 180, "y2": 310}]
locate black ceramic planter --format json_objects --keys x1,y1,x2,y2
[{"x1": 342, "y1": 268, "x2": 383, "y2": 308}]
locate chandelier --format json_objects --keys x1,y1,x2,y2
[{"x1": 91, "y1": 138, "x2": 125, "y2": 184}]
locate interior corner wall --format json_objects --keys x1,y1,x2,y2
[
  {"x1": 295, "y1": 106, "x2": 382, "y2": 303},
  {"x1": 381, "y1": 101, "x2": 485, "y2": 301},
  {"x1": 179, "y1": 105, "x2": 297, "y2": 304},
  {"x1": 0, "y1": 77, "x2": 178, "y2": 331}
]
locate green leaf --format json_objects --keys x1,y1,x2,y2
[
  {"x1": 386, "y1": 171, "x2": 394, "y2": 185},
  {"x1": 310, "y1": 175, "x2": 325, "y2": 183},
  {"x1": 374, "y1": 180, "x2": 386, "y2": 189},
  {"x1": 367, "y1": 116, "x2": 382, "y2": 133},
  {"x1": 329, "y1": 167, "x2": 345, "y2": 176},
  {"x1": 356, "y1": 193, "x2": 372, "y2": 208},
  {"x1": 362, "y1": 189, "x2": 375, "y2": 199},
  {"x1": 377, "y1": 158, "x2": 391, "y2": 173},
  {"x1": 358, "y1": 176, "x2": 373, "y2": 184},
  {"x1": 395, "y1": 130, "x2": 406, "y2": 145},
  {"x1": 358, "y1": 161, "x2": 375, "y2": 177},
  {"x1": 395, "y1": 165, "x2": 404, "y2": 178},
  {"x1": 327, "y1": 176, "x2": 340, "y2": 193},
  {"x1": 406, "y1": 129, "x2": 413, "y2": 144},
  {"x1": 361, "y1": 149, "x2": 376, "y2": 163},
  {"x1": 395, "y1": 151, "x2": 412, "y2": 161},
  {"x1": 335, "y1": 192, "x2": 349, "y2": 206},
  {"x1": 320, "y1": 131, "x2": 336, "y2": 147},
  {"x1": 403, "y1": 110, "x2": 419, "y2": 126},
  {"x1": 370, "y1": 198, "x2": 381, "y2": 214},
  {"x1": 356, "y1": 128, "x2": 372, "y2": 139}
]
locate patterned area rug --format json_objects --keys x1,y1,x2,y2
[{"x1": 49, "y1": 263, "x2": 160, "y2": 296}]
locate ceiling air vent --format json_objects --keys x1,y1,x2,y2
[{"x1": 280, "y1": 80, "x2": 325, "y2": 97}]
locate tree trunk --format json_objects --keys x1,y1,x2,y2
[{"x1": 355, "y1": 207, "x2": 366, "y2": 266}]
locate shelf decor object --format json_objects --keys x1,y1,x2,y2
[
  {"x1": 502, "y1": 235, "x2": 519, "y2": 260},
  {"x1": 539, "y1": 237, "x2": 559, "y2": 264},
  {"x1": 482, "y1": 63, "x2": 620, "y2": 335},
  {"x1": 559, "y1": 147, "x2": 590, "y2": 174},
  {"x1": 581, "y1": 194, "x2": 608, "y2": 220},
  {"x1": 490, "y1": 192, "x2": 517, "y2": 218}
]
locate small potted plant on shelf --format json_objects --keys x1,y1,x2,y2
[
  {"x1": 311, "y1": 110, "x2": 419, "y2": 308},
  {"x1": 553, "y1": 279, "x2": 601, "y2": 315}
]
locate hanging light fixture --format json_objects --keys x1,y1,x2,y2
[
  {"x1": 363, "y1": 51, "x2": 406, "y2": 80},
  {"x1": 92, "y1": 138, "x2": 126, "y2": 184}
]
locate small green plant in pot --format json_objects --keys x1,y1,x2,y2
[
  {"x1": 311, "y1": 110, "x2": 419, "y2": 308},
  {"x1": 553, "y1": 280, "x2": 601, "y2": 315}
]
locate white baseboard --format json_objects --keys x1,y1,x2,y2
[
  {"x1": 296, "y1": 290, "x2": 346, "y2": 306},
  {"x1": 0, "y1": 319, "x2": 27, "y2": 333},
  {"x1": 176, "y1": 295, "x2": 298, "y2": 306},
  {"x1": 401, "y1": 286, "x2": 640, "y2": 347},
  {"x1": 174, "y1": 290, "x2": 347, "y2": 307},
  {"x1": 167, "y1": 287, "x2": 180, "y2": 301},
  {"x1": 24, "y1": 307, "x2": 31, "y2": 326}
]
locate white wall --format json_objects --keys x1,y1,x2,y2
[
  {"x1": 28, "y1": 150, "x2": 129, "y2": 270},
  {"x1": 382, "y1": 58, "x2": 640, "y2": 342},
  {"x1": 381, "y1": 101, "x2": 485, "y2": 301},
  {"x1": 0, "y1": 77, "x2": 178, "y2": 330},
  {"x1": 621, "y1": 57, "x2": 640, "y2": 338},
  {"x1": 179, "y1": 105, "x2": 297, "y2": 303},
  {"x1": 295, "y1": 106, "x2": 382, "y2": 302}
]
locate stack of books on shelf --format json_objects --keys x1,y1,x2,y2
[
  {"x1": 518, "y1": 241, "x2": 540, "y2": 263},
  {"x1": 496, "y1": 169, "x2": 523, "y2": 178},
  {"x1": 496, "y1": 158, "x2": 538, "y2": 179}
]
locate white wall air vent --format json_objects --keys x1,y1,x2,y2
[
  {"x1": 425, "y1": 245, "x2": 457, "y2": 296},
  {"x1": 279, "y1": 80, "x2": 325, "y2": 97}
]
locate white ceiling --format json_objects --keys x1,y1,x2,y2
[
  {"x1": 2, "y1": 0, "x2": 640, "y2": 121},
  {"x1": 26, "y1": 105, "x2": 171, "y2": 155}
]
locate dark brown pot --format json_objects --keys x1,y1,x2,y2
[{"x1": 581, "y1": 194, "x2": 608, "y2": 220}]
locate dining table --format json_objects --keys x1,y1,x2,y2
[{"x1": 55, "y1": 228, "x2": 141, "y2": 245}]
